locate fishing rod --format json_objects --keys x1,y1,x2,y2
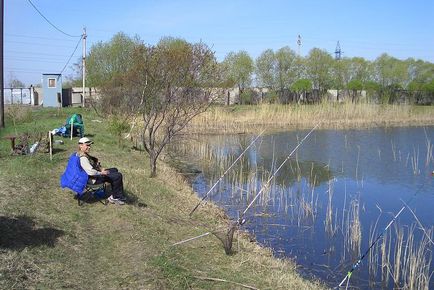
[
  {"x1": 336, "y1": 182, "x2": 427, "y2": 289},
  {"x1": 172, "y1": 123, "x2": 320, "y2": 247},
  {"x1": 189, "y1": 129, "x2": 265, "y2": 216},
  {"x1": 238, "y1": 122, "x2": 320, "y2": 223}
]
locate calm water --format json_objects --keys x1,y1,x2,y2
[{"x1": 175, "y1": 126, "x2": 434, "y2": 289}]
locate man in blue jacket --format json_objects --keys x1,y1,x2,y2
[{"x1": 61, "y1": 137, "x2": 126, "y2": 205}]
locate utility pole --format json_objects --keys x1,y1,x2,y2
[
  {"x1": 82, "y1": 27, "x2": 86, "y2": 107},
  {"x1": 0, "y1": 0, "x2": 4, "y2": 128}
]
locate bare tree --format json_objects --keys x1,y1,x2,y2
[
  {"x1": 100, "y1": 37, "x2": 220, "y2": 177},
  {"x1": 7, "y1": 72, "x2": 26, "y2": 88}
]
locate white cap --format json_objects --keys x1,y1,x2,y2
[{"x1": 78, "y1": 137, "x2": 93, "y2": 144}]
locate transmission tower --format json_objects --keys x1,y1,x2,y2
[
  {"x1": 335, "y1": 41, "x2": 342, "y2": 60},
  {"x1": 334, "y1": 41, "x2": 344, "y2": 101},
  {"x1": 297, "y1": 34, "x2": 302, "y2": 56}
]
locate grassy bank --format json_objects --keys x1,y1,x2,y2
[
  {"x1": 0, "y1": 107, "x2": 324, "y2": 289},
  {"x1": 188, "y1": 103, "x2": 434, "y2": 133}
]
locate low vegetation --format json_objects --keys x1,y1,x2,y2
[
  {"x1": 188, "y1": 103, "x2": 434, "y2": 133},
  {"x1": 0, "y1": 107, "x2": 324, "y2": 289}
]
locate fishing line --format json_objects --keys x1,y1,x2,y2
[
  {"x1": 189, "y1": 129, "x2": 265, "y2": 216},
  {"x1": 336, "y1": 181, "x2": 428, "y2": 289}
]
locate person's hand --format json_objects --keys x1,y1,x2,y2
[{"x1": 100, "y1": 169, "x2": 109, "y2": 176}]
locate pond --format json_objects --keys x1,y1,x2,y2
[{"x1": 173, "y1": 126, "x2": 434, "y2": 289}]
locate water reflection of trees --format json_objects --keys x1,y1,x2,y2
[
  {"x1": 169, "y1": 134, "x2": 334, "y2": 188},
  {"x1": 201, "y1": 152, "x2": 333, "y2": 191},
  {"x1": 263, "y1": 159, "x2": 333, "y2": 187}
]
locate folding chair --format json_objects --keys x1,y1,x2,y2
[
  {"x1": 65, "y1": 114, "x2": 84, "y2": 138},
  {"x1": 61, "y1": 152, "x2": 107, "y2": 206},
  {"x1": 75, "y1": 182, "x2": 108, "y2": 206}
]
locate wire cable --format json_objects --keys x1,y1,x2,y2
[
  {"x1": 26, "y1": 0, "x2": 81, "y2": 38},
  {"x1": 60, "y1": 35, "x2": 83, "y2": 74}
]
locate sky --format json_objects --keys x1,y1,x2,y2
[{"x1": 5, "y1": 0, "x2": 434, "y2": 86}]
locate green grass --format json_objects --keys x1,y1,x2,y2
[{"x1": 0, "y1": 107, "x2": 324, "y2": 289}]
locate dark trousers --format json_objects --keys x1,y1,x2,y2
[{"x1": 95, "y1": 168, "x2": 124, "y2": 198}]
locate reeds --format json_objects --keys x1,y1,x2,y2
[
  {"x1": 349, "y1": 198, "x2": 362, "y2": 256},
  {"x1": 391, "y1": 224, "x2": 432, "y2": 289},
  {"x1": 367, "y1": 220, "x2": 433, "y2": 289},
  {"x1": 424, "y1": 128, "x2": 433, "y2": 166},
  {"x1": 381, "y1": 228, "x2": 391, "y2": 287},
  {"x1": 411, "y1": 146, "x2": 420, "y2": 175},
  {"x1": 325, "y1": 180, "x2": 336, "y2": 236},
  {"x1": 187, "y1": 103, "x2": 434, "y2": 133}
]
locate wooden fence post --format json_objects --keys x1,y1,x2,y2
[{"x1": 49, "y1": 131, "x2": 53, "y2": 161}]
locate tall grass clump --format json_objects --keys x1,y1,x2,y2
[{"x1": 5, "y1": 105, "x2": 33, "y2": 135}]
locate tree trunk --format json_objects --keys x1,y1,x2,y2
[
  {"x1": 238, "y1": 85, "x2": 243, "y2": 104},
  {"x1": 149, "y1": 151, "x2": 157, "y2": 178}
]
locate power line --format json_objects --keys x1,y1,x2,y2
[
  {"x1": 6, "y1": 57, "x2": 66, "y2": 64},
  {"x1": 6, "y1": 50, "x2": 73, "y2": 57},
  {"x1": 4, "y1": 68, "x2": 45, "y2": 74},
  {"x1": 5, "y1": 33, "x2": 78, "y2": 42},
  {"x1": 60, "y1": 35, "x2": 83, "y2": 74},
  {"x1": 6, "y1": 40, "x2": 81, "y2": 48},
  {"x1": 26, "y1": 0, "x2": 81, "y2": 38}
]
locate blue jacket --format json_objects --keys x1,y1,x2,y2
[{"x1": 60, "y1": 153, "x2": 89, "y2": 197}]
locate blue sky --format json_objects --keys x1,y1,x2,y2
[{"x1": 5, "y1": 0, "x2": 434, "y2": 86}]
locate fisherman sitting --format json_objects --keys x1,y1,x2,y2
[
  {"x1": 61, "y1": 137, "x2": 127, "y2": 205},
  {"x1": 77, "y1": 137, "x2": 126, "y2": 205}
]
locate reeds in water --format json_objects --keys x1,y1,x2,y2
[
  {"x1": 349, "y1": 198, "x2": 362, "y2": 256},
  {"x1": 411, "y1": 146, "x2": 420, "y2": 175},
  {"x1": 367, "y1": 221, "x2": 433, "y2": 289},
  {"x1": 424, "y1": 133, "x2": 433, "y2": 166},
  {"x1": 325, "y1": 180, "x2": 336, "y2": 236}
]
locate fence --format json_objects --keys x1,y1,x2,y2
[{"x1": 3, "y1": 87, "x2": 33, "y2": 105}]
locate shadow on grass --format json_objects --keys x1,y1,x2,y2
[
  {"x1": 0, "y1": 215, "x2": 64, "y2": 250},
  {"x1": 124, "y1": 190, "x2": 148, "y2": 208},
  {"x1": 52, "y1": 148, "x2": 67, "y2": 154}
]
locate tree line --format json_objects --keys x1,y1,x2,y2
[
  {"x1": 83, "y1": 32, "x2": 434, "y2": 106},
  {"x1": 223, "y1": 47, "x2": 434, "y2": 105},
  {"x1": 81, "y1": 32, "x2": 433, "y2": 176}
]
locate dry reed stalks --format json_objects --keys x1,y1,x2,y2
[
  {"x1": 187, "y1": 103, "x2": 434, "y2": 134},
  {"x1": 411, "y1": 146, "x2": 420, "y2": 175},
  {"x1": 349, "y1": 198, "x2": 362, "y2": 256},
  {"x1": 325, "y1": 180, "x2": 335, "y2": 236}
]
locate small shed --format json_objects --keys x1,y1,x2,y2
[{"x1": 42, "y1": 73, "x2": 62, "y2": 107}]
